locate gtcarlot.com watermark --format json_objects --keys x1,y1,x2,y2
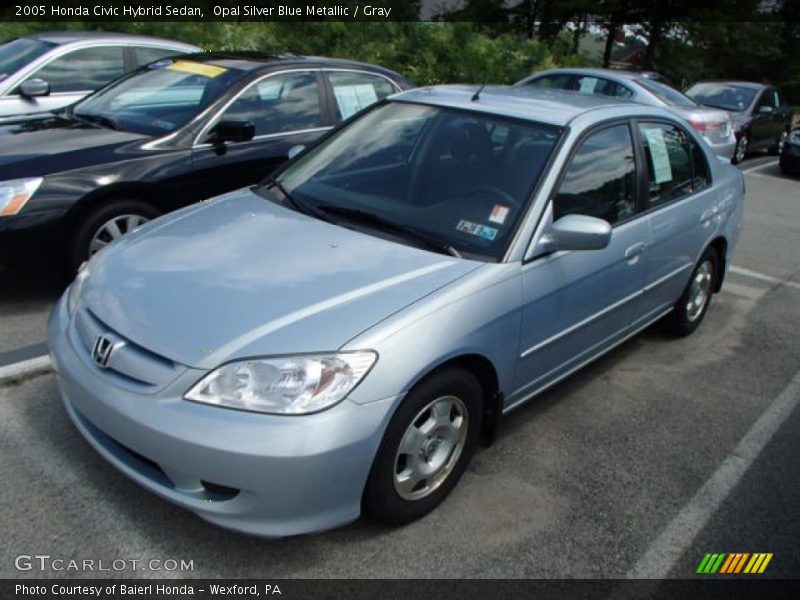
[{"x1": 14, "y1": 554, "x2": 195, "y2": 573}]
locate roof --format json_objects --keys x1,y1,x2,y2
[
  {"x1": 28, "y1": 30, "x2": 198, "y2": 49},
  {"x1": 167, "y1": 52, "x2": 408, "y2": 81},
  {"x1": 527, "y1": 67, "x2": 657, "y2": 83},
  {"x1": 392, "y1": 85, "x2": 634, "y2": 127}
]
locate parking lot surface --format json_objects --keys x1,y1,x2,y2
[{"x1": 1, "y1": 156, "x2": 798, "y2": 579}]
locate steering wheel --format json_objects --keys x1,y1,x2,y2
[{"x1": 465, "y1": 185, "x2": 519, "y2": 210}]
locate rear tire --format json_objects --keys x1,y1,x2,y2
[
  {"x1": 68, "y1": 199, "x2": 160, "y2": 272},
  {"x1": 664, "y1": 247, "x2": 719, "y2": 337},
  {"x1": 363, "y1": 367, "x2": 483, "y2": 525}
]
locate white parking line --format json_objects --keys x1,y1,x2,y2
[
  {"x1": 0, "y1": 355, "x2": 51, "y2": 384},
  {"x1": 741, "y1": 159, "x2": 779, "y2": 174},
  {"x1": 730, "y1": 265, "x2": 800, "y2": 291},
  {"x1": 627, "y1": 368, "x2": 800, "y2": 579}
]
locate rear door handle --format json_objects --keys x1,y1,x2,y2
[{"x1": 624, "y1": 242, "x2": 646, "y2": 260}]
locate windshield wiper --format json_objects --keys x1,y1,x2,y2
[
  {"x1": 316, "y1": 204, "x2": 461, "y2": 258},
  {"x1": 73, "y1": 112, "x2": 119, "y2": 130},
  {"x1": 260, "y1": 178, "x2": 335, "y2": 223}
]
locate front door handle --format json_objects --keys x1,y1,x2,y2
[{"x1": 624, "y1": 242, "x2": 646, "y2": 260}]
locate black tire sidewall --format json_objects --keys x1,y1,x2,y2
[
  {"x1": 69, "y1": 199, "x2": 160, "y2": 272},
  {"x1": 668, "y1": 247, "x2": 719, "y2": 337},
  {"x1": 363, "y1": 367, "x2": 483, "y2": 525}
]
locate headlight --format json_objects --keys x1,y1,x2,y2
[
  {"x1": 0, "y1": 177, "x2": 43, "y2": 217},
  {"x1": 185, "y1": 351, "x2": 377, "y2": 415},
  {"x1": 788, "y1": 130, "x2": 800, "y2": 145},
  {"x1": 67, "y1": 261, "x2": 91, "y2": 316}
]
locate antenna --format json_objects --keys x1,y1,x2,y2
[{"x1": 471, "y1": 83, "x2": 486, "y2": 102}]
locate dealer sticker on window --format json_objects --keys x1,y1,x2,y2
[
  {"x1": 488, "y1": 204, "x2": 509, "y2": 224},
  {"x1": 456, "y1": 219, "x2": 498, "y2": 241},
  {"x1": 167, "y1": 60, "x2": 228, "y2": 79}
]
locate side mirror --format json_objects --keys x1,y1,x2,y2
[
  {"x1": 208, "y1": 120, "x2": 255, "y2": 144},
  {"x1": 287, "y1": 144, "x2": 305, "y2": 159},
  {"x1": 538, "y1": 214, "x2": 612, "y2": 253},
  {"x1": 757, "y1": 105, "x2": 773, "y2": 115},
  {"x1": 19, "y1": 78, "x2": 50, "y2": 98}
]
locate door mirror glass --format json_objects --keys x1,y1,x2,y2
[
  {"x1": 539, "y1": 214, "x2": 612, "y2": 253},
  {"x1": 287, "y1": 144, "x2": 305, "y2": 159},
  {"x1": 757, "y1": 104, "x2": 773, "y2": 115},
  {"x1": 209, "y1": 120, "x2": 255, "y2": 144},
  {"x1": 19, "y1": 78, "x2": 50, "y2": 98}
]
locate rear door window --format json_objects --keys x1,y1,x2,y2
[
  {"x1": 524, "y1": 74, "x2": 574, "y2": 91},
  {"x1": 133, "y1": 46, "x2": 183, "y2": 67},
  {"x1": 327, "y1": 71, "x2": 398, "y2": 122}
]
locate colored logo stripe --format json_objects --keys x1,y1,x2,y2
[{"x1": 697, "y1": 552, "x2": 773, "y2": 574}]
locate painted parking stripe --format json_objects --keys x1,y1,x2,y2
[
  {"x1": 627, "y1": 368, "x2": 800, "y2": 579},
  {"x1": 0, "y1": 355, "x2": 51, "y2": 383},
  {"x1": 741, "y1": 159, "x2": 778, "y2": 174},
  {"x1": 0, "y1": 342, "x2": 48, "y2": 368},
  {"x1": 730, "y1": 265, "x2": 800, "y2": 291}
]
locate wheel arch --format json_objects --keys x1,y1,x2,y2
[
  {"x1": 65, "y1": 181, "x2": 166, "y2": 227},
  {"x1": 708, "y1": 236, "x2": 728, "y2": 293}
]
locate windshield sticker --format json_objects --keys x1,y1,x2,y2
[
  {"x1": 488, "y1": 204, "x2": 509, "y2": 224},
  {"x1": 643, "y1": 127, "x2": 673, "y2": 184},
  {"x1": 578, "y1": 77, "x2": 598, "y2": 94},
  {"x1": 457, "y1": 219, "x2": 498, "y2": 241},
  {"x1": 167, "y1": 60, "x2": 228, "y2": 79}
]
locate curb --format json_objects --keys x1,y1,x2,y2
[{"x1": 0, "y1": 355, "x2": 53, "y2": 384}]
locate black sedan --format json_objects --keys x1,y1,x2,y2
[
  {"x1": 685, "y1": 80, "x2": 793, "y2": 164},
  {"x1": 779, "y1": 128, "x2": 800, "y2": 177},
  {"x1": 0, "y1": 53, "x2": 411, "y2": 271}
]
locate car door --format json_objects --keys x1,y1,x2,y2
[
  {"x1": 512, "y1": 122, "x2": 649, "y2": 400},
  {"x1": 633, "y1": 121, "x2": 716, "y2": 324},
  {"x1": 189, "y1": 70, "x2": 331, "y2": 199},
  {"x1": 750, "y1": 88, "x2": 779, "y2": 148},
  {"x1": 8, "y1": 45, "x2": 127, "y2": 115},
  {"x1": 324, "y1": 69, "x2": 401, "y2": 123}
]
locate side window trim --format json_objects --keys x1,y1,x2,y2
[
  {"x1": 631, "y1": 117, "x2": 712, "y2": 215},
  {"x1": 193, "y1": 68, "x2": 330, "y2": 147},
  {"x1": 547, "y1": 118, "x2": 642, "y2": 229}
]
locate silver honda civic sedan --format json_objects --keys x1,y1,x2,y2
[{"x1": 48, "y1": 85, "x2": 745, "y2": 537}]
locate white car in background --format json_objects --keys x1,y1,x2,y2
[
  {"x1": 0, "y1": 31, "x2": 200, "y2": 117},
  {"x1": 515, "y1": 68, "x2": 737, "y2": 161}
]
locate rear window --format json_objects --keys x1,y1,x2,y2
[{"x1": 636, "y1": 78, "x2": 696, "y2": 107}]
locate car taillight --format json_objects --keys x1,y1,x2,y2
[{"x1": 688, "y1": 120, "x2": 722, "y2": 133}]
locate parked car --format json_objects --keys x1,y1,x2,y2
[
  {"x1": 515, "y1": 68, "x2": 736, "y2": 160},
  {"x1": 779, "y1": 128, "x2": 800, "y2": 176},
  {"x1": 0, "y1": 53, "x2": 411, "y2": 270},
  {"x1": 0, "y1": 31, "x2": 200, "y2": 117},
  {"x1": 684, "y1": 80, "x2": 793, "y2": 164},
  {"x1": 49, "y1": 85, "x2": 744, "y2": 537}
]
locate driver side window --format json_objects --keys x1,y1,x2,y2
[{"x1": 553, "y1": 124, "x2": 637, "y2": 225}]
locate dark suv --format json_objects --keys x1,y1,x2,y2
[{"x1": 685, "y1": 81, "x2": 793, "y2": 164}]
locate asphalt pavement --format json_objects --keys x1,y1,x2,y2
[{"x1": 0, "y1": 154, "x2": 798, "y2": 579}]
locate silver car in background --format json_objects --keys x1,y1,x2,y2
[
  {"x1": 49, "y1": 85, "x2": 744, "y2": 537},
  {"x1": 515, "y1": 68, "x2": 737, "y2": 160},
  {"x1": 0, "y1": 31, "x2": 200, "y2": 116}
]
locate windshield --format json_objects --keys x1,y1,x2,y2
[
  {"x1": 274, "y1": 101, "x2": 561, "y2": 260},
  {"x1": 685, "y1": 83, "x2": 757, "y2": 112},
  {"x1": 73, "y1": 59, "x2": 245, "y2": 136},
  {"x1": 0, "y1": 38, "x2": 55, "y2": 80},
  {"x1": 636, "y1": 78, "x2": 696, "y2": 107}
]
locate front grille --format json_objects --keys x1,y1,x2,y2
[{"x1": 73, "y1": 308, "x2": 182, "y2": 391}]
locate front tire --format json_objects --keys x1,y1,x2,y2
[
  {"x1": 664, "y1": 247, "x2": 718, "y2": 337},
  {"x1": 770, "y1": 129, "x2": 788, "y2": 156},
  {"x1": 363, "y1": 367, "x2": 483, "y2": 525},
  {"x1": 69, "y1": 199, "x2": 160, "y2": 272}
]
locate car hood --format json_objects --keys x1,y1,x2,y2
[
  {"x1": 82, "y1": 189, "x2": 482, "y2": 369},
  {"x1": 0, "y1": 112, "x2": 145, "y2": 176}
]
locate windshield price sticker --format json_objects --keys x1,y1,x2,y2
[
  {"x1": 489, "y1": 204, "x2": 509, "y2": 224},
  {"x1": 334, "y1": 84, "x2": 379, "y2": 119}
]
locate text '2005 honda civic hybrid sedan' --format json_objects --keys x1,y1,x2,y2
[{"x1": 48, "y1": 85, "x2": 745, "y2": 537}]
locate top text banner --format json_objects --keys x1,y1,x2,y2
[{"x1": 4, "y1": 0, "x2": 417, "y2": 21}]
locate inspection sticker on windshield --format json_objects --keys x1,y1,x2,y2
[
  {"x1": 167, "y1": 60, "x2": 228, "y2": 79},
  {"x1": 488, "y1": 204, "x2": 509, "y2": 224},
  {"x1": 457, "y1": 219, "x2": 497, "y2": 241}
]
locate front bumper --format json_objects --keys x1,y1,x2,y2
[
  {"x1": 0, "y1": 209, "x2": 66, "y2": 267},
  {"x1": 779, "y1": 145, "x2": 800, "y2": 176},
  {"x1": 47, "y1": 294, "x2": 396, "y2": 537},
  {"x1": 705, "y1": 136, "x2": 737, "y2": 161}
]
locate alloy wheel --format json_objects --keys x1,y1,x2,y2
[
  {"x1": 89, "y1": 214, "x2": 150, "y2": 255},
  {"x1": 686, "y1": 260, "x2": 713, "y2": 322}
]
